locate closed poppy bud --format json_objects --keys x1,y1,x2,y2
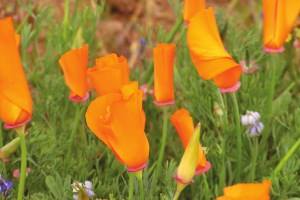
[
  {"x1": 0, "y1": 17, "x2": 33, "y2": 129},
  {"x1": 172, "y1": 124, "x2": 201, "y2": 200},
  {"x1": 171, "y1": 108, "x2": 211, "y2": 175},
  {"x1": 217, "y1": 180, "x2": 271, "y2": 200},
  {"x1": 183, "y1": 0, "x2": 206, "y2": 23},
  {"x1": 85, "y1": 81, "x2": 149, "y2": 172},
  {"x1": 187, "y1": 8, "x2": 242, "y2": 92},
  {"x1": 59, "y1": 44, "x2": 89, "y2": 102},
  {"x1": 87, "y1": 54, "x2": 130, "y2": 96},
  {"x1": 263, "y1": 0, "x2": 300, "y2": 53},
  {"x1": 153, "y1": 43, "x2": 176, "y2": 106},
  {"x1": 175, "y1": 123, "x2": 200, "y2": 184}
]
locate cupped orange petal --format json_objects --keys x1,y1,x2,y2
[
  {"x1": 153, "y1": 43, "x2": 176, "y2": 105},
  {"x1": 183, "y1": 0, "x2": 206, "y2": 22},
  {"x1": 59, "y1": 44, "x2": 89, "y2": 100},
  {"x1": 217, "y1": 180, "x2": 271, "y2": 200},
  {"x1": 87, "y1": 54, "x2": 130, "y2": 96},
  {"x1": 85, "y1": 82, "x2": 149, "y2": 171},
  {"x1": 171, "y1": 108, "x2": 209, "y2": 174},
  {"x1": 187, "y1": 8, "x2": 242, "y2": 90},
  {"x1": 0, "y1": 17, "x2": 32, "y2": 127},
  {"x1": 263, "y1": 0, "x2": 300, "y2": 52}
]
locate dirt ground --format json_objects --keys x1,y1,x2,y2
[{"x1": 0, "y1": 0, "x2": 233, "y2": 56}]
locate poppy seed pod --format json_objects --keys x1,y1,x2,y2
[
  {"x1": 263, "y1": 0, "x2": 300, "y2": 53},
  {"x1": 59, "y1": 44, "x2": 89, "y2": 102},
  {"x1": 85, "y1": 82, "x2": 149, "y2": 172},
  {"x1": 187, "y1": 8, "x2": 242, "y2": 92},
  {"x1": 0, "y1": 17, "x2": 33, "y2": 128}
]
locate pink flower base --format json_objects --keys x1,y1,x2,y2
[
  {"x1": 174, "y1": 173, "x2": 193, "y2": 185},
  {"x1": 219, "y1": 82, "x2": 241, "y2": 94},
  {"x1": 4, "y1": 118, "x2": 31, "y2": 130},
  {"x1": 127, "y1": 163, "x2": 147, "y2": 172},
  {"x1": 69, "y1": 92, "x2": 90, "y2": 103},
  {"x1": 264, "y1": 47, "x2": 285, "y2": 53},
  {"x1": 154, "y1": 100, "x2": 175, "y2": 107},
  {"x1": 195, "y1": 161, "x2": 212, "y2": 176}
]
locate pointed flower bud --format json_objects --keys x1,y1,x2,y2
[{"x1": 175, "y1": 123, "x2": 200, "y2": 184}]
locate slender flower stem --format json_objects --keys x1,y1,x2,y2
[
  {"x1": 173, "y1": 183, "x2": 185, "y2": 200},
  {"x1": 216, "y1": 91, "x2": 228, "y2": 190},
  {"x1": 16, "y1": 126, "x2": 27, "y2": 200},
  {"x1": 157, "y1": 107, "x2": 169, "y2": 173},
  {"x1": 0, "y1": 122, "x2": 6, "y2": 175},
  {"x1": 128, "y1": 173, "x2": 134, "y2": 200},
  {"x1": 272, "y1": 138, "x2": 300, "y2": 178},
  {"x1": 230, "y1": 92, "x2": 241, "y2": 181},
  {"x1": 150, "y1": 108, "x2": 169, "y2": 195},
  {"x1": 67, "y1": 105, "x2": 83, "y2": 157},
  {"x1": 135, "y1": 171, "x2": 145, "y2": 200},
  {"x1": 249, "y1": 137, "x2": 258, "y2": 181},
  {"x1": 261, "y1": 54, "x2": 278, "y2": 147},
  {"x1": 165, "y1": 17, "x2": 183, "y2": 43}
]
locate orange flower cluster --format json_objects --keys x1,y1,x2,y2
[
  {"x1": 59, "y1": 46, "x2": 149, "y2": 171},
  {"x1": 0, "y1": 17, "x2": 33, "y2": 129}
]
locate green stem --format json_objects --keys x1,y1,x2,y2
[
  {"x1": 249, "y1": 137, "x2": 258, "y2": 181},
  {"x1": 137, "y1": 174, "x2": 144, "y2": 200},
  {"x1": 165, "y1": 17, "x2": 183, "y2": 43},
  {"x1": 272, "y1": 138, "x2": 300, "y2": 178},
  {"x1": 157, "y1": 108, "x2": 169, "y2": 173},
  {"x1": 230, "y1": 93, "x2": 241, "y2": 181},
  {"x1": 0, "y1": 122, "x2": 5, "y2": 175},
  {"x1": 67, "y1": 106, "x2": 83, "y2": 156},
  {"x1": 150, "y1": 108, "x2": 169, "y2": 195},
  {"x1": 261, "y1": 54, "x2": 278, "y2": 147},
  {"x1": 172, "y1": 183, "x2": 186, "y2": 200},
  {"x1": 216, "y1": 91, "x2": 227, "y2": 190},
  {"x1": 16, "y1": 126, "x2": 27, "y2": 200},
  {"x1": 128, "y1": 173, "x2": 134, "y2": 200}
]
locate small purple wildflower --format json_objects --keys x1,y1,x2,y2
[
  {"x1": 0, "y1": 176, "x2": 13, "y2": 197},
  {"x1": 241, "y1": 111, "x2": 264, "y2": 136}
]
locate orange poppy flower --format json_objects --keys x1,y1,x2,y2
[
  {"x1": 59, "y1": 44, "x2": 89, "y2": 102},
  {"x1": 87, "y1": 53, "x2": 130, "y2": 96},
  {"x1": 171, "y1": 108, "x2": 211, "y2": 175},
  {"x1": 0, "y1": 17, "x2": 33, "y2": 129},
  {"x1": 85, "y1": 82, "x2": 149, "y2": 171},
  {"x1": 153, "y1": 43, "x2": 176, "y2": 106},
  {"x1": 263, "y1": 0, "x2": 300, "y2": 53},
  {"x1": 187, "y1": 8, "x2": 242, "y2": 92},
  {"x1": 217, "y1": 180, "x2": 271, "y2": 200},
  {"x1": 183, "y1": 0, "x2": 206, "y2": 22}
]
